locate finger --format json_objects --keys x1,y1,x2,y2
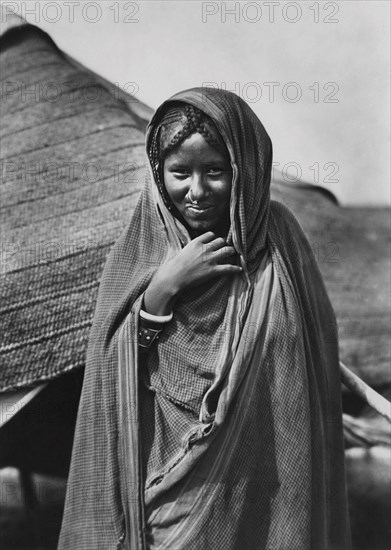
[
  {"x1": 213, "y1": 246, "x2": 237, "y2": 263},
  {"x1": 207, "y1": 237, "x2": 227, "y2": 251},
  {"x1": 214, "y1": 264, "x2": 243, "y2": 276},
  {"x1": 197, "y1": 231, "x2": 216, "y2": 243}
]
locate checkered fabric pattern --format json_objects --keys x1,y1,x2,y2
[{"x1": 59, "y1": 88, "x2": 350, "y2": 549}]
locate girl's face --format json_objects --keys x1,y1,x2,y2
[{"x1": 163, "y1": 132, "x2": 232, "y2": 237}]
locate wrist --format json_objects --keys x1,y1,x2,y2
[
  {"x1": 143, "y1": 268, "x2": 178, "y2": 316},
  {"x1": 155, "y1": 265, "x2": 180, "y2": 299},
  {"x1": 140, "y1": 309, "x2": 173, "y2": 324}
]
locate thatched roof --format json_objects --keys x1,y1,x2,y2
[
  {"x1": 1, "y1": 21, "x2": 389, "y2": 392},
  {"x1": 272, "y1": 181, "x2": 389, "y2": 387},
  {"x1": 0, "y1": 22, "x2": 150, "y2": 391}
]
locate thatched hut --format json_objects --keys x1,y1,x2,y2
[{"x1": 0, "y1": 18, "x2": 152, "y2": 395}]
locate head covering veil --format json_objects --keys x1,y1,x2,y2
[
  {"x1": 146, "y1": 88, "x2": 273, "y2": 272},
  {"x1": 59, "y1": 88, "x2": 350, "y2": 550}
]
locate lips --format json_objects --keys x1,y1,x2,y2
[{"x1": 186, "y1": 203, "x2": 213, "y2": 213}]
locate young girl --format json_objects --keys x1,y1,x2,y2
[{"x1": 59, "y1": 88, "x2": 351, "y2": 549}]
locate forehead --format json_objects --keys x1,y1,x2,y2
[{"x1": 164, "y1": 133, "x2": 229, "y2": 164}]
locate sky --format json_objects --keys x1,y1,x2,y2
[{"x1": 2, "y1": 0, "x2": 390, "y2": 206}]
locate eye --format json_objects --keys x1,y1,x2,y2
[
  {"x1": 171, "y1": 167, "x2": 189, "y2": 178},
  {"x1": 207, "y1": 166, "x2": 225, "y2": 176}
]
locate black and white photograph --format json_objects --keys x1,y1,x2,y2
[{"x1": 0, "y1": 1, "x2": 390, "y2": 549}]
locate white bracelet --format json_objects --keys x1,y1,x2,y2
[{"x1": 140, "y1": 309, "x2": 173, "y2": 324}]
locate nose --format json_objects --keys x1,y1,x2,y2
[{"x1": 188, "y1": 171, "x2": 207, "y2": 202}]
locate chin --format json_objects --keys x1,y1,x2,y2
[
  {"x1": 181, "y1": 213, "x2": 228, "y2": 237},
  {"x1": 182, "y1": 217, "x2": 210, "y2": 233},
  {"x1": 190, "y1": 225, "x2": 213, "y2": 235},
  {"x1": 191, "y1": 223, "x2": 226, "y2": 237}
]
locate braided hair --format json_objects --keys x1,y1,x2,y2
[{"x1": 149, "y1": 103, "x2": 229, "y2": 212}]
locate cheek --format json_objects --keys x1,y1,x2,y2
[
  {"x1": 220, "y1": 175, "x2": 232, "y2": 205},
  {"x1": 163, "y1": 172, "x2": 184, "y2": 203}
]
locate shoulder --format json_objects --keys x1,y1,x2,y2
[
  {"x1": 269, "y1": 199, "x2": 313, "y2": 255},
  {"x1": 269, "y1": 201, "x2": 337, "y2": 332},
  {"x1": 270, "y1": 200, "x2": 304, "y2": 233}
]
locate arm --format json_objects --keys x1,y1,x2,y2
[{"x1": 138, "y1": 232, "x2": 242, "y2": 350}]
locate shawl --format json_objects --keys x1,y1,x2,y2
[{"x1": 59, "y1": 88, "x2": 350, "y2": 549}]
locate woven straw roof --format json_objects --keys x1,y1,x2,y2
[
  {"x1": 272, "y1": 181, "x2": 389, "y2": 388},
  {"x1": 0, "y1": 22, "x2": 150, "y2": 392},
  {"x1": 0, "y1": 22, "x2": 389, "y2": 393}
]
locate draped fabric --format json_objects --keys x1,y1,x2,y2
[{"x1": 59, "y1": 88, "x2": 350, "y2": 550}]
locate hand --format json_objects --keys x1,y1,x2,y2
[
  {"x1": 143, "y1": 232, "x2": 241, "y2": 315},
  {"x1": 165, "y1": 231, "x2": 241, "y2": 293}
]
